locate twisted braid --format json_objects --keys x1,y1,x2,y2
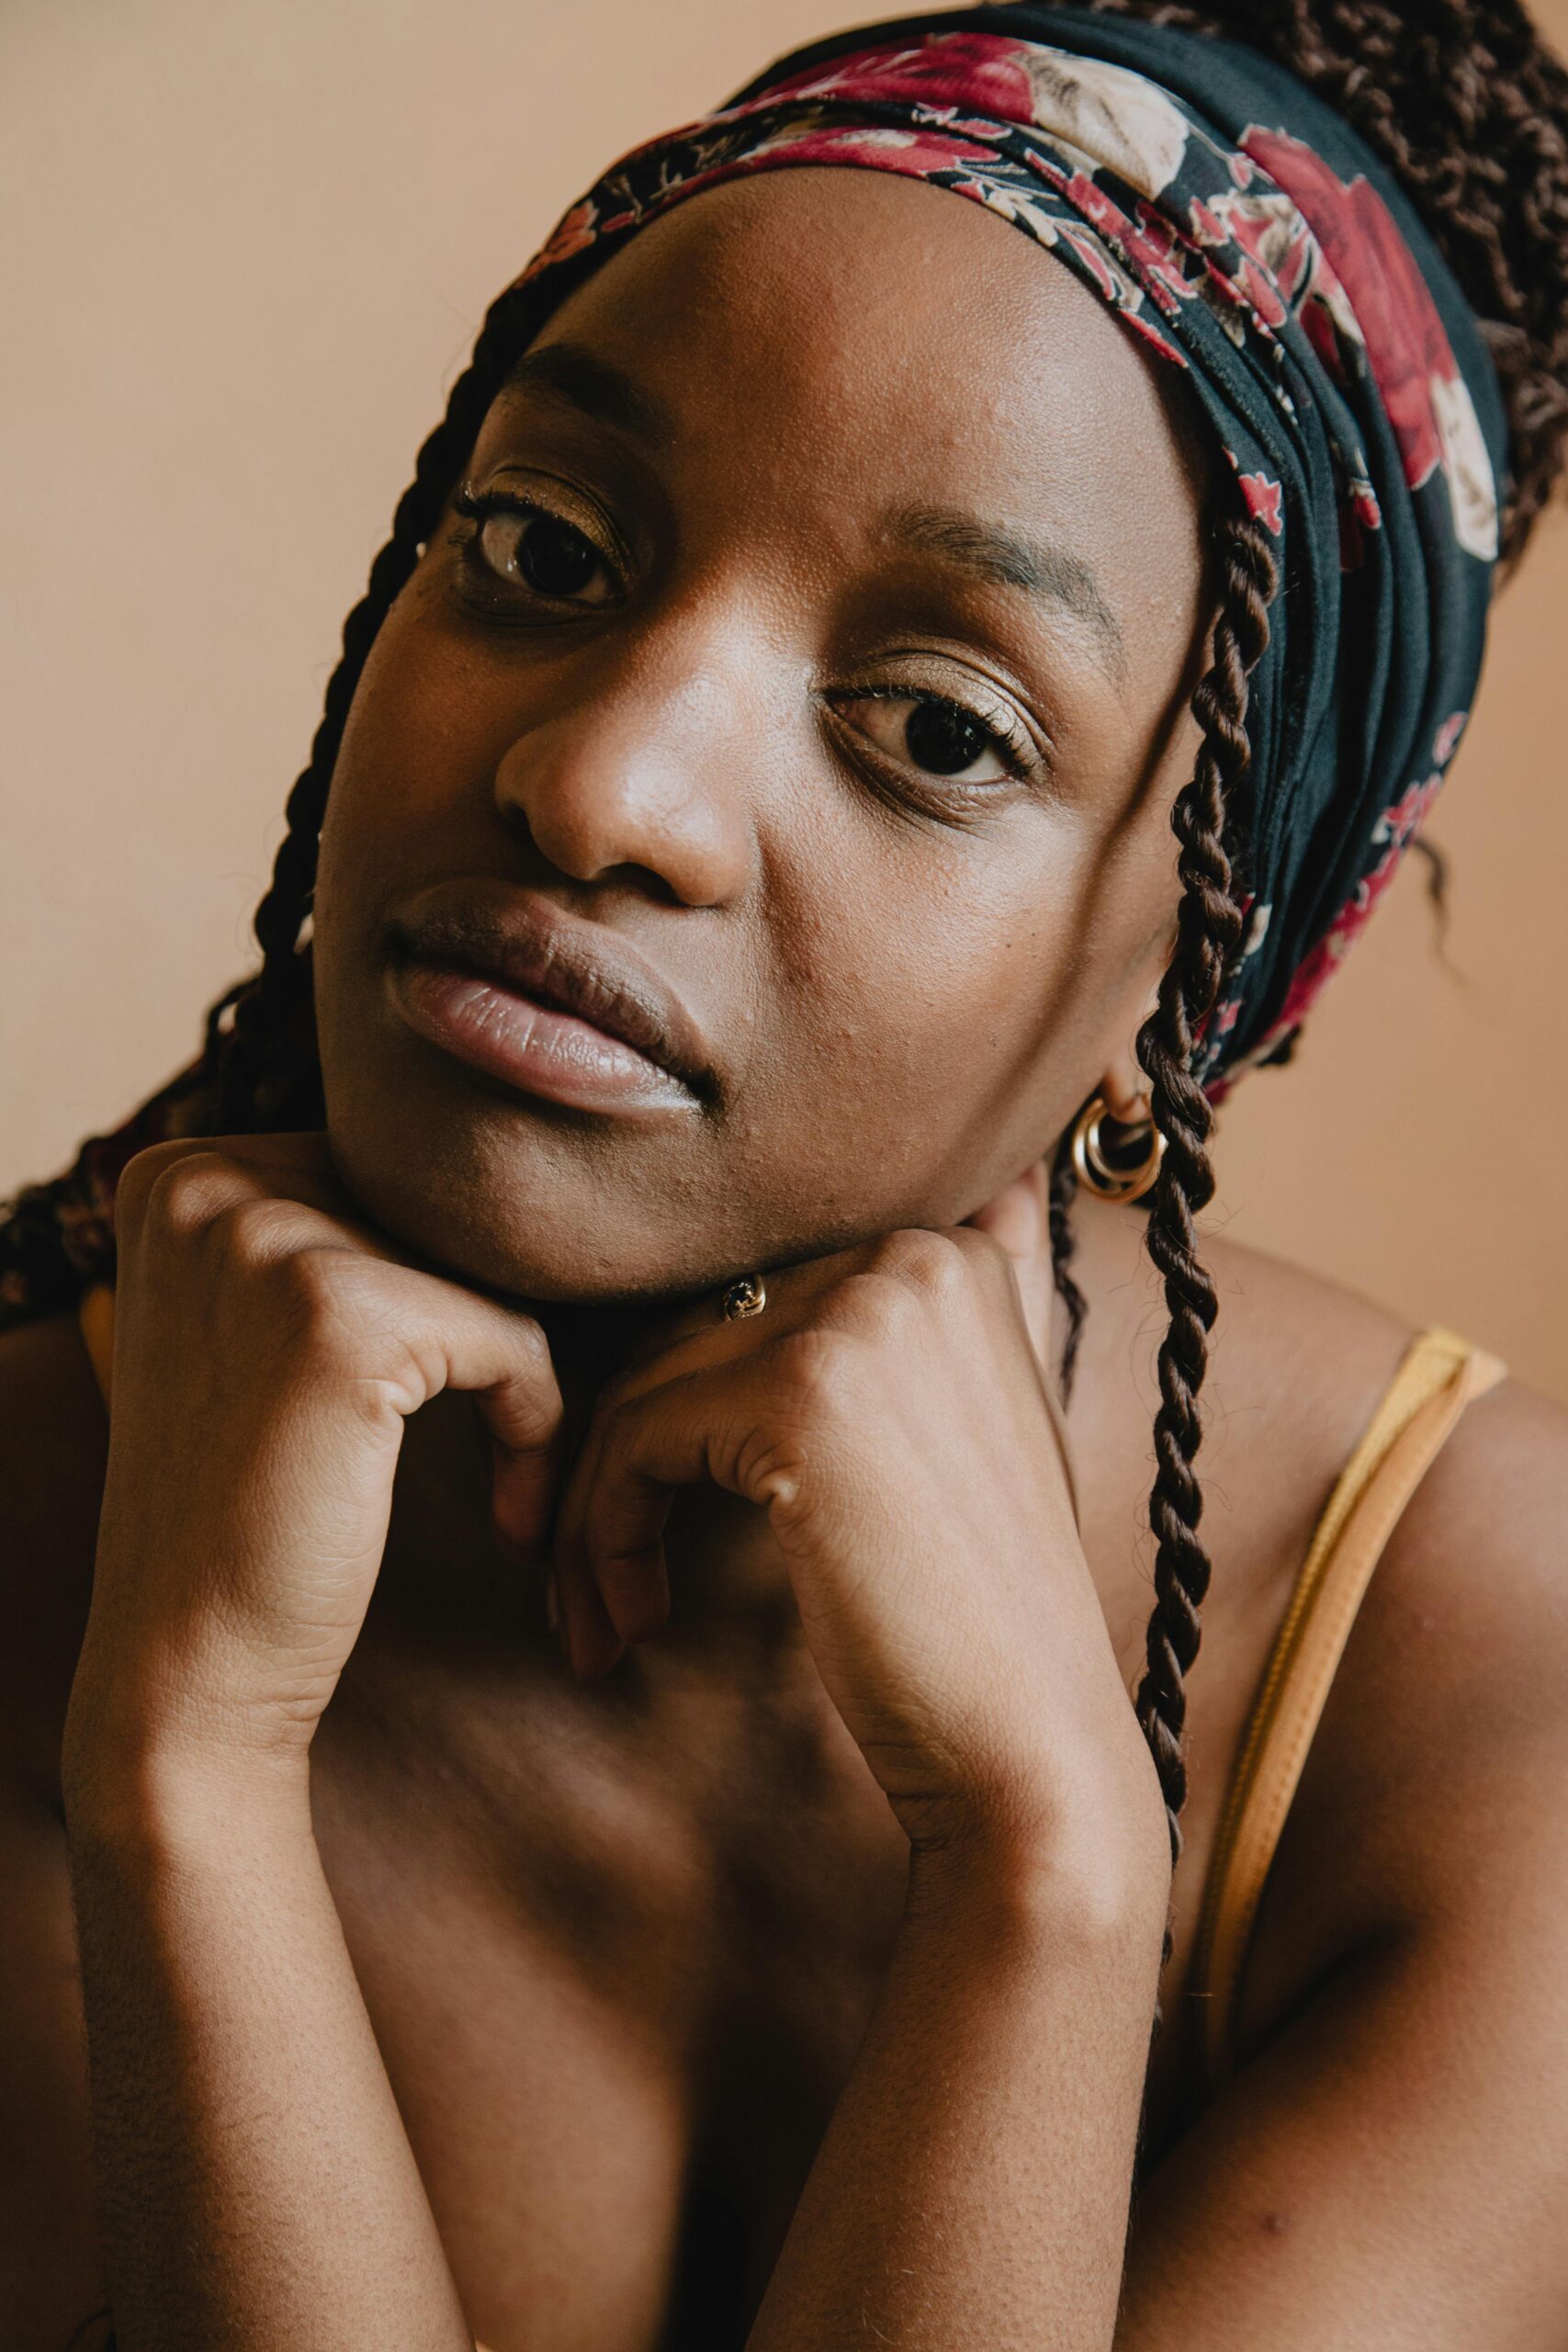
[
  {"x1": 0, "y1": 283, "x2": 540, "y2": 1327},
  {"x1": 1133, "y1": 513, "x2": 1279, "y2": 1889},
  {"x1": 1046, "y1": 1136, "x2": 1088, "y2": 1407}
]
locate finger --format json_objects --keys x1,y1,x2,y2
[
  {"x1": 429, "y1": 1288, "x2": 566, "y2": 1555},
  {"x1": 602, "y1": 1245, "x2": 870, "y2": 1391},
  {"x1": 352, "y1": 1267, "x2": 566, "y2": 1555},
  {"x1": 114, "y1": 1136, "x2": 370, "y2": 1262},
  {"x1": 551, "y1": 1395, "x2": 633, "y2": 1674},
  {"x1": 577, "y1": 1366, "x2": 788, "y2": 1654},
  {"x1": 965, "y1": 1163, "x2": 1053, "y2": 1366},
  {"x1": 558, "y1": 1549, "x2": 624, "y2": 1675}
]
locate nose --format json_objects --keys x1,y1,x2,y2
[{"x1": 492, "y1": 619, "x2": 759, "y2": 907}]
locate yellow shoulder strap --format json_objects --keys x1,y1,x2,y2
[{"x1": 1190, "y1": 1326, "x2": 1506, "y2": 2088}]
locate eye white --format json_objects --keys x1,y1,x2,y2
[
  {"x1": 477, "y1": 508, "x2": 617, "y2": 605},
  {"x1": 836, "y1": 694, "x2": 1011, "y2": 783}
]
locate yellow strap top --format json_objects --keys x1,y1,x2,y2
[
  {"x1": 76, "y1": 1288, "x2": 1506, "y2": 2110},
  {"x1": 1190, "y1": 1324, "x2": 1506, "y2": 2087}
]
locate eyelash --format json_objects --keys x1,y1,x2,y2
[
  {"x1": 831, "y1": 681, "x2": 1036, "y2": 783},
  {"x1": 450, "y1": 482, "x2": 621, "y2": 595},
  {"x1": 449, "y1": 485, "x2": 1042, "y2": 792}
]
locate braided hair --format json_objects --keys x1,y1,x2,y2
[
  {"x1": 1131, "y1": 512, "x2": 1277, "y2": 1889},
  {"x1": 4, "y1": 0, "x2": 1567, "y2": 1952},
  {"x1": 1033, "y1": 0, "x2": 1568, "y2": 1913},
  {"x1": 215, "y1": 290, "x2": 536, "y2": 1132}
]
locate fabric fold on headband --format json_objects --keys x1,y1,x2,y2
[{"x1": 512, "y1": 5, "x2": 1505, "y2": 1092}]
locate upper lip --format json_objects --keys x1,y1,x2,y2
[{"x1": 386, "y1": 882, "x2": 717, "y2": 1100}]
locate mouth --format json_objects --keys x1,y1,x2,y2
[{"x1": 384, "y1": 885, "x2": 716, "y2": 1119}]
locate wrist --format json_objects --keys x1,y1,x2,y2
[
  {"x1": 63, "y1": 1667, "x2": 314, "y2": 1860},
  {"x1": 66, "y1": 1599, "x2": 320, "y2": 1785},
  {"x1": 902, "y1": 1794, "x2": 1170, "y2": 1965}
]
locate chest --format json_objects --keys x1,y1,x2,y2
[
  {"x1": 300, "y1": 1566, "x2": 1280, "y2": 2351},
  {"x1": 305, "y1": 1634, "x2": 915, "y2": 2349}
]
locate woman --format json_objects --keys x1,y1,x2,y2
[{"x1": 3, "y1": 0, "x2": 1567, "y2": 2342}]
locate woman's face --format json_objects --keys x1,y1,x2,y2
[{"x1": 313, "y1": 168, "x2": 1213, "y2": 1303}]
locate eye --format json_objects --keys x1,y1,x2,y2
[
  {"x1": 832, "y1": 688, "x2": 1025, "y2": 785},
  {"x1": 453, "y1": 484, "x2": 620, "y2": 607}
]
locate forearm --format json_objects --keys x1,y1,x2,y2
[
  {"x1": 748, "y1": 1832, "x2": 1166, "y2": 2352},
  {"x1": 63, "y1": 1741, "x2": 471, "y2": 2351}
]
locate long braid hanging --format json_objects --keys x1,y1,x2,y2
[
  {"x1": 1133, "y1": 511, "x2": 1278, "y2": 1907},
  {"x1": 0, "y1": 285, "x2": 540, "y2": 1328},
  {"x1": 215, "y1": 292, "x2": 534, "y2": 1131},
  {"x1": 1046, "y1": 1137, "x2": 1088, "y2": 1408}
]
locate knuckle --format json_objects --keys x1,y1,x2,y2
[
  {"x1": 502, "y1": 1310, "x2": 555, "y2": 1390},
  {"x1": 263, "y1": 1252, "x2": 413, "y2": 1397},
  {"x1": 823, "y1": 1271, "x2": 906, "y2": 1344},
  {"x1": 872, "y1": 1226, "x2": 971, "y2": 1300},
  {"x1": 210, "y1": 1193, "x2": 308, "y2": 1266},
  {"x1": 131, "y1": 1147, "x2": 247, "y2": 1246},
  {"x1": 267, "y1": 1242, "x2": 375, "y2": 1337},
  {"x1": 951, "y1": 1222, "x2": 1013, "y2": 1283}
]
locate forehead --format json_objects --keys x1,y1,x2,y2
[{"x1": 495, "y1": 168, "x2": 1211, "y2": 628}]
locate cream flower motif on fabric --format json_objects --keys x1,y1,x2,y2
[
  {"x1": 951, "y1": 172, "x2": 1066, "y2": 249},
  {"x1": 1022, "y1": 48, "x2": 1192, "y2": 198},
  {"x1": 1431, "y1": 371, "x2": 1500, "y2": 561},
  {"x1": 735, "y1": 111, "x2": 841, "y2": 159},
  {"x1": 1200, "y1": 186, "x2": 1360, "y2": 345}
]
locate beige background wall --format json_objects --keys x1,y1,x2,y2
[{"x1": 3, "y1": 0, "x2": 1564, "y2": 1402}]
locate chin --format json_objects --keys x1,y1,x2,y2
[{"x1": 322, "y1": 1093, "x2": 755, "y2": 1308}]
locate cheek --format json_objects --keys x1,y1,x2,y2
[
  {"x1": 741, "y1": 786, "x2": 1179, "y2": 1221},
  {"x1": 315, "y1": 589, "x2": 499, "y2": 955}
]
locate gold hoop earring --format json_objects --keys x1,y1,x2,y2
[{"x1": 1069, "y1": 1095, "x2": 1166, "y2": 1205}]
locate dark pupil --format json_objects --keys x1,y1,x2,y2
[
  {"x1": 904, "y1": 698, "x2": 988, "y2": 775},
  {"x1": 518, "y1": 514, "x2": 598, "y2": 596}
]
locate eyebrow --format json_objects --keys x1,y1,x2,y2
[
  {"x1": 886, "y1": 503, "x2": 1124, "y2": 673},
  {"x1": 500, "y1": 340, "x2": 671, "y2": 447},
  {"x1": 495, "y1": 356, "x2": 1124, "y2": 671}
]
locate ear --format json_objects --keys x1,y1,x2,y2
[{"x1": 1097, "y1": 969, "x2": 1165, "y2": 1124}]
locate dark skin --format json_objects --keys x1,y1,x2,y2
[{"x1": 3, "y1": 167, "x2": 1568, "y2": 2349}]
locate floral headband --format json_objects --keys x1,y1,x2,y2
[{"x1": 514, "y1": 4, "x2": 1506, "y2": 1091}]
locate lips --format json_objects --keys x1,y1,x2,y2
[{"x1": 384, "y1": 882, "x2": 716, "y2": 1113}]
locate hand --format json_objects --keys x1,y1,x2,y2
[
  {"x1": 66, "y1": 1133, "x2": 563, "y2": 1786},
  {"x1": 553, "y1": 1169, "x2": 1165, "y2": 1875}
]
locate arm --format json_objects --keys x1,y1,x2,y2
[
  {"x1": 747, "y1": 1838, "x2": 1163, "y2": 2352},
  {"x1": 64, "y1": 1749, "x2": 475, "y2": 2350},
  {"x1": 61, "y1": 1134, "x2": 563, "y2": 2349},
  {"x1": 558, "y1": 1190, "x2": 1568, "y2": 2349},
  {"x1": 553, "y1": 1181, "x2": 1174, "y2": 2352},
  {"x1": 1115, "y1": 1376, "x2": 1568, "y2": 2348}
]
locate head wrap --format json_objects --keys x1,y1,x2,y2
[
  {"x1": 508, "y1": 5, "x2": 1506, "y2": 1093},
  {"x1": 0, "y1": 3, "x2": 1509, "y2": 1325}
]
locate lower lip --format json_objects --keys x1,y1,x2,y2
[{"x1": 389, "y1": 961, "x2": 698, "y2": 1116}]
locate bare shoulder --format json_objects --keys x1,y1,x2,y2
[
  {"x1": 1190, "y1": 1224, "x2": 1568, "y2": 2056},
  {"x1": 0, "y1": 1310, "x2": 107, "y2": 1795},
  {"x1": 1074, "y1": 1193, "x2": 1568, "y2": 1988},
  {"x1": 1294, "y1": 1364, "x2": 1568, "y2": 1916},
  {"x1": 1072, "y1": 1197, "x2": 1421, "y2": 1588}
]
